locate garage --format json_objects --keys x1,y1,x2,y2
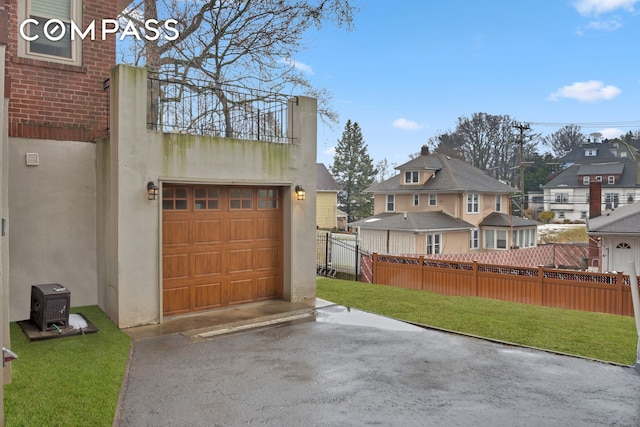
[{"x1": 162, "y1": 185, "x2": 283, "y2": 316}]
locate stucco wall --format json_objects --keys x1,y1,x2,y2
[
  {"x1": 98, "y1": 65, "x2": 317, "y2": 328},
  {"x1": 8, "y1": 138, "x2": 97, "y2": 321}
]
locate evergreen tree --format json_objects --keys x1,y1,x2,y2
[{"x1": 331, "y1": 120, "x2": 377, "y2": 222}]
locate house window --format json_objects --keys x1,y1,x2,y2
[
  {"x1": 584, "y1": 149, "x2": 597, "y2": 156},
  {"x1": 163, "y1": 187, "x2": 188, "y2": 210},
  {"x1": 580, "y1": 211, "x2": 587, "y2": 219},
  {"x1": 605, "y1": 193, "x2": 619, "y2": 210},
  {"x1": 495, "y1": 195, "x2": 502, "y2": 212},
  {"x1": 628, "y1": 194, "x2": 634, "y2": 204},
  {"x1": 470, "y1": 228, "x2": 479, "y2": 249},
  {"x1": 386, "y1": 194, "x2": 395, "y2": 212},
  {"x1": 194, "y1": 188, "x2": 219, "y2": 210},
  {"x1": 484, "y1": 229, "x2": 494, "y2": 249},
  {"x1": 428, "y1": 194, "x2": 437, "y2": 206},
  {"x1": 467, "y1": 193, "x2": 479, "y2": 213},
  {"x1": 595, "y1": 176, "x2": 602, "y2": 182},
  {"x1": 426, "y1": 233, "x2": 441, "y2": 255},
  {"x1": 230, "y1": 188, "x2": 252, "y2": 209},
  {"x1": 583, "y1": 176, "x2": 590, "y2": 185},
  {"x1": 608, "y1": 176, "x2": 615, "y2": 184},
  {"x1": 621, "y1": 152, "x2": 627, "y2": 158},
  {"x1": 616, "y1": 242, "x2": 631, "y2": 249},
  {"x1": 558, "y1": 211, "x2": 565, "y2": 219},
  {"x1": 483, "y1": 229, "x2": 507, "y2": 250},
  {"x1": 554, "y1": 193, "x2": 569, "y2": 203},
  {"x1": 404, "y1": 171, "x2": 419, "y2": 184},
  {"x1": 413, "y1": 194, "x2": 420, "y2": 206},
  {"x1": 20, "y1": 0, "x2": 82, "y2": 65},
  {"x1": 257, "y1": 188, "x2": 278, "y2": 209}
]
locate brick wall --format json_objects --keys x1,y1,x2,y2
[{"x1": 5, "y1": 0, "x2": 117, "y2": 142}]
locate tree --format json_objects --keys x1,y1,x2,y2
[
  {"x1": 375, "y1": 158, "x2": 396, "y2": 183},
  {"x1": 331, "y1": 120, "x2": 377, "y2": 222},
  {"x1": 542, "y1": 124, "x2": 586, "y2": 157},
  {"x1": 539, "y1": 211, "x2": 555, "y2": 224},
  {"x1": 119, "y1": 0, "x2": 357, "y2": 127}
]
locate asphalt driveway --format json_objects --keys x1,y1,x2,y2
[{"x1": 115, "y1": 304, "x2": 640, "y2": 426}]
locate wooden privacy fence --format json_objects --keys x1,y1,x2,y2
[{"x1": 372, "y1": 253, "x2": 640, "y2": 316}]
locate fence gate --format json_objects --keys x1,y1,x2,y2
[{"x1": 316, "y1": 231, "x2": 370, "y2": 281}]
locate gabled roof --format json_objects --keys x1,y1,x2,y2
[
  {"x1": 587, "y1": 202, "x2": 640, "y2": 234},
  {"x1": 368, "y1": 153, "x2": 517, "y2": 194},
  {"x1": 317, "y1": 163, "x2": 341, "y2": 192},
  {"x1": 349, "y1": 211, "x2": 474, "y2": 232},
  {"x1": 557, "y1": 142, "x2": 618, "y2": 164},
  {"x1": 479, "y1": 212, "x2": 539, "y2": 228},
  {"x1": 543, "y1": 158, "x2": 638, "y2": 189}
]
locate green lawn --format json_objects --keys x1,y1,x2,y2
[
  {"x1": 4, "y1": 306, "x2": 131, "y2": 427},
  {"x1": 317, "y1": 277, "x2": 638, "y2": 365}
]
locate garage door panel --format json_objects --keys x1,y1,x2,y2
[
  {"x1": 257, "y1": 276, "x2": 280, "y2": 299},
  {"x1": 163, "y1": 287, "x2": 190, "y2": 315},
  {"x1": 194, "y1": 251, "x2": 222, "y2": 276},
  {"x1": 257, "y1": 217, "x2": 279, "y2": 239},
  {"x1": 193, "y1": 220, "x2": 222, "y2": 244},
  {"x1": 228, "y1": 278, "x2": 254, "y2": 304},
  {"x1": 229, "y1": 218, "x2": 254, "y2": 242},
  {"x1": 194, "y1": 283, "x2": 222, "y2": 308},
  {"x1": 256, "y1": 247, "x2": 279, "y2": 269},
  {"x1": 163, "y1": 254, "x2": 189, "y2": 279},
  {"x1": 229, "y1": 248, "x2": 253, "y2": 273},
  {"x1": 163, "y1": 221, "x2": 190, "y2": 245}
]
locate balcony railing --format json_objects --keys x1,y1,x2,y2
[{"x1": 147, "y1": 73, "x2": 292, "y2": 143}]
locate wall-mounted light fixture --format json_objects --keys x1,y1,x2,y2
[
  {"x1": 147, "y1": 181, "x2": 159, "y2": 200},
  {"x1": 295, "y1": 185, "x2": 306, "y2": 201}
]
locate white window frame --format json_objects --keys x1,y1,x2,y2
[
  {"x1": 413, "y1": 194, "x2": 420, "y2": 206},
  {"x1": 595, "y1": 176, "x2": 602, "y2": 182},
  {"x1": 605, "y1": 193, "x2": 619, "y2": 210},
  {"x1": 608, "y1": 176, "x2": 615, "y2": 184},
  {"x1": 495, "y1": 195, "x2": 502, "y2": 212},
  {"x1": 428, "y1": 193, "x2": 437, "y2": 206},
  {"x1": 467, "y1": 193, "x2": 479, "y2": 214},
  {"x1": 404, "y1": 171, "x2": 419, "y2": 184},
  {"x1": 426, "y1": 233, "x2": 441, "y2": 255},
  {"x1": 483, "y1": 228, "x2": 507, "y2": 250},
  {"x1": 554, "y1": 193, "x2": 569, "y2": 203},
  {"x1": 470, "y1": 228, "x2": 479, "y2": 249},
  {"x1": 386, "y1": 194, "x2": 395, "y2": 212},
  {"x1": 18, "y1": 0, "x2": 82, "y2": 66},
  {"x1": 583, "y1": 176, "x2": 590, "y2": 185}
]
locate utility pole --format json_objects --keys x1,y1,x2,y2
[{"x1": 514, "y1": 122, "x2": 531, "y2": 217}]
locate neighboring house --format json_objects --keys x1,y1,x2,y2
[
  {"x1": 316, "y1": 163, "x2": 341, "y2": 229},
  {"x1": 587, "y1": 202, "x2": 640, "y2": 273},
  {"x1": 350, "y1": 146, "x2": 538, "y2": 256},
  {"x1": 542, "y1": 143, "x2": 640, "y2": 222},
  {"x1": 1, "y1": 0, "x2": 317, "y2": 337}
]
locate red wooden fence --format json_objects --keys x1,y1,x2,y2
[{"x1": 372, "y1": 253, "x2": 638, "y2": 316}]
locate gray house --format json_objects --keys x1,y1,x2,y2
[{"x1": 587, "y1": 202, "x2": 640, "y2": 273}]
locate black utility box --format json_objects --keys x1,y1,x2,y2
[{"x1": 30, "y1": 284, "x2": 70, "y2": 332}]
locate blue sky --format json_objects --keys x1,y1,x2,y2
[{"x1": 292, "y1": 0, "x2": 640, "y2": 167}]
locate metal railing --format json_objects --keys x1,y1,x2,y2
[
  {"x1": 147, "y1": 72, "x2": 293, "y2": 143},
  {"x1": 316, "y1": 231, "x2": 370, "y2": 281}
]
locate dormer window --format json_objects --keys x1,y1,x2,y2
[
  {"x1": 583, "y1": 176, "x2": 590, "y2": 185},
  {"x1": 608, "y1": 176, "x2": 615, "y2": 184},
  {"x1": 404, "y1": 171, "x2": 419, "y2": 184},
  {"x1": 584, "y1": 149, "x2": 598, "y2": 156}
]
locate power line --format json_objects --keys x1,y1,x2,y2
[{"x1": 529, "y1": 121, "x2": 640, "y2": 128}]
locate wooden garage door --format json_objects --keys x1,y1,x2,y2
[{"x1": 162, "y1": 185, "x2": 283, "y2": 316}]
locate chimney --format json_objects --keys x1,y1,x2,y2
[
  {"x1": 421, "y1": 145, "x2": 430, "y2": 156},
  {"x1": 589, "y1": 181, "x2": 601, "y2": 219}
]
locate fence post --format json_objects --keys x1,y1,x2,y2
[
  {"x1": 473, "y1": 261, "x2": 479, "y2": 297},
  {"x1": 419, "y1": 256, "x2": 425, "y2": 290},
  {"x1": 372, "y1": 252, "x2": 377, "y2": 284},
  {"x1": 355, "y1": 243, "x2": 360, "y2": 282},
  {"x1": 537, "y1": 265, "x2": 544, "y2": 307},
  {"x1": 617, "y1": 271, "x2": 624, "y2": 316},
  {"x1": 324, "y1": 232, "x2": 329, "y2": 271}
]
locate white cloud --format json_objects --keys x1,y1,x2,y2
[
  {"x1": 392, "y1": 118, "x2": 422, "y2": 131},
  {"x1": 323, "y1": 146, "x2": 336, "y2": 156},
  {"x1": 548, "y1": 80, "x2": 621, "y2": 102},
  {"x1": 573, "y1": 0, "x2": 639, "y2": 15},
  {"x1": 584, "y1": 18, "x2": 623, "y2": 30},
  {"x1": 280, "y1": 58, "x2": 314, "y2": 75},
  {"x1": 595, "y1": 128, "x2": 624, "y2": 139}
]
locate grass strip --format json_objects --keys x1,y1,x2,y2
[
  {"x1": 4, "y1": 306, "x2": 131, "y2": 427},
  {"x1": 317, "y1": 277, "x2": 637, "y2": 365}
]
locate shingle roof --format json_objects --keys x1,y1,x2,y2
[
  {"x1": 557, "y1": 142, "x2": 618, "y2": 164},
  {"x1": 349, "y1": 211, "x2": 474, "y2": 232},
  {"x1": 543, "y1": 158, "x2": 638, "y2": 189},
  {"x1": 367, "y1": 153, "x2": 517, "y2": 194},
  {"x1": 479, "y1": 212, "x2": 539, "y2": 228},
  {"x1": 576, "y1": 163, "x2": 625, "y2": 175},
  {"x1": 317, "y1": 163, "x2": 341, "y2": 191},
  {"x1": 587, "y1": 202, "x2": 640, "y2": 234}
]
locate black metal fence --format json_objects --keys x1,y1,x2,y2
[
  {"x1": 316, "y1": 231, "x2": 371, "y2": 281},
  {"x1": 147, "y1": 72, "x2": 293, "y2": 143}
]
